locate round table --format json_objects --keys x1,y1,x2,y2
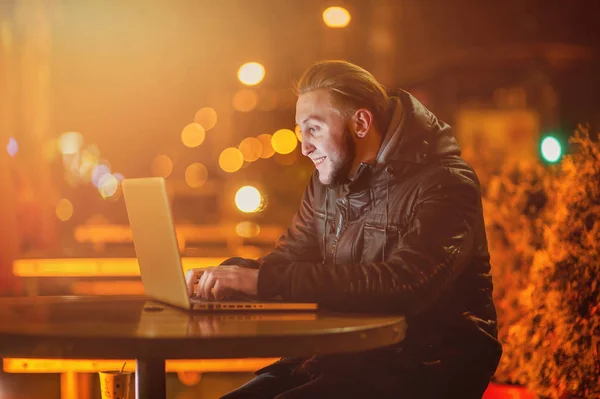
[{"x1": 0, "y1": 296, "x2": 406, "y2": 399}]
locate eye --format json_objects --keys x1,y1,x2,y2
[{"x1": 308, "y1": 126, "x2": 321, "y2": 135}]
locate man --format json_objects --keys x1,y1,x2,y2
[{"x1": 186, "y1": 60, "x2": 502, "y2": 398}]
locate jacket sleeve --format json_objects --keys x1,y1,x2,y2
[
  {"x1": 257, "y1": 173, "x2": 323, "y2": 268},
  {"x1": 257, "y1": 170, "x2": 478, "y2": 314}
]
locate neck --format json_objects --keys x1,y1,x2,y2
[{"x1": 349, "y1": 128, "x2": 383, "y2": 178}]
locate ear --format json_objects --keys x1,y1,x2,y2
[{"x1": 351, "y1": 108, "x2": 374, "y2": 138}]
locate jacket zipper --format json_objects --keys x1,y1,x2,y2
[{"x1": 331, "y1": 196, "x2": 348, "y2": 263}]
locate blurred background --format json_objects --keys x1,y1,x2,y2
[{"x1": 0, "y1": 0, "x2": 599, "y2": 398}]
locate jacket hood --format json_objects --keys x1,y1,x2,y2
[
  {"x1": 377, "y1": 89, "x2": 461, "y2": 166},
  {"x1": 343, "y1": 89, "x2": 461, "y2": 193}
]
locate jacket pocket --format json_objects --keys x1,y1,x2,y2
[{"x1": 360, "y1": 223, "x2": 399, "y2": 263}]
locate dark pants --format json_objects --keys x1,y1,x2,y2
[
  {"x1": 220, "y1": 371, "x2": 400, "y2": 399},
  {"x1": 220, "y1": 362, "x2": 491, "y2": 399}
]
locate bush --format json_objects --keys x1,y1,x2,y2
[{"x1": 481, "y1": 127, "x2": 600, "y2": 399}]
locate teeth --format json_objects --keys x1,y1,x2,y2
[{"x1": 314, "y1": 156, "x2": 325, "y2": 165}]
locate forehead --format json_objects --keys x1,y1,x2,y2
[{"x1": 295, "y1": 89, "x2": 336, "y2": 124}]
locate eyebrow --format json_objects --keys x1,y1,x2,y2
[{"x1": 300, "y1": 114, "x2": 325, "y2": 125}]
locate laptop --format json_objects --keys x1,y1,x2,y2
[{"x1": 121, "y1": 177, "x2": 317, "y2": 312}]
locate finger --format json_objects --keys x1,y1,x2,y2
[
  {"x1": 198, "y1": 267, "x2": 218, "y2": 298},
  {"x1": 212, "y1": 279, "x2": 235, "y2": 300},
  {"x1": 213, "y1": 280, "x2": 224, "y2": 301},
  {"x1": 185, "y1": 269, "x2": 201, "y2": 297},
  {"x1": 197, "y1": 269, "x2": 211, "y2": 299},
  {"x1": 202, "y1": 270, "x2": 217, "y2": 300}
]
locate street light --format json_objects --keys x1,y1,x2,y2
[{"x1": 540, "y1": 136, "x2": 562, "y2": 163}]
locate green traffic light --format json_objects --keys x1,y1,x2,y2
[{"x1": 540, "y1": 136, "x2": 562, "y2": 163}]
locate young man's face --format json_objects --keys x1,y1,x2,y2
[{"x1": 295, "y1": 89, "x2": 356, "y2": 186}]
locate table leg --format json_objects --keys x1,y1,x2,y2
[
  {"x1": 60, "y1": 371, "x2": 91, "y2": 399},
  {"x1": 136, "y1": 358, "x2": 166, "y2": 399},
  {"x1": 60, "y1": 371, "x2": 77, "y2": 399}
]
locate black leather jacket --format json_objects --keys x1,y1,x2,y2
[{"x1": 232, "y1": 90, "x2": 502, "y2": 382}]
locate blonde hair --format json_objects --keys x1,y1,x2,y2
[{"x1": 295, "y1": 60, "x2": 392, "y2": 133}]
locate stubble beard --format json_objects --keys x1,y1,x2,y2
[{"x1": 326, "y1": 126, "x2": 356, "y2": 188}]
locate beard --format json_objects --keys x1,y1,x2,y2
[{"x1": 327, "y1": 126, "x2": 356, "y2": 188}]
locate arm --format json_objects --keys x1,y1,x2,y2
[
  {"x1": 187, "y1": 174, "x2": 322, "y2": 299},
  {"x1": 258, "y1": 173, "x2": 323, "y2": 267},
  {"x1": 257, "y1": 170, "x2": 478, "y2": 314}
]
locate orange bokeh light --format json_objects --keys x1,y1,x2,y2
[
  {"x1": 152, "y1": 155, "x2": 173, "y2": 178},
  {"x1": 185, "y1": 163, "x2": 208, "y2": 188},
  {"x1": 194, "y1": 107, "x2": 218, "y2": 131},
  {"x1": 219, "y1": 147, "x2": 244, "y2": 173},
  {"x1": 271, "y1": 129, "x2": 297, "y2": 155},
  {"x1": 232, "y1": 89, "x2": 259, "y2": 112},
  {"x1": 239, "y1": 137, "x2": 262, "y2": 162},
  {"x1": 257, "y1": 134, "x2": 275, "y2": 159},
  {"x1": 181, "y1": 123, "x2": 206, "y2": 148}
]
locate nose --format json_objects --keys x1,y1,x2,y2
[{"x1": 301, "y1": 134, "x2": 314, "y2": 157}]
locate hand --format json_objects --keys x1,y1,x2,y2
[{"x1": 185, "y1": 266, "x2": 259, "y2": 300}]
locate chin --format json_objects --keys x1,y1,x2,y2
[
  {"x1": 318, "y1": 175, "x2": 331, "y2": 185},
  {"x1": 317, "y1": 171, "x2": 332, "y2": 186}
]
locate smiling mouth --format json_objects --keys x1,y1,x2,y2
[{"x1": 313, "y1": 156, "x2": 326, "y2": 166}]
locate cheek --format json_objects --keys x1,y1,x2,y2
[{"x1": 325, "y1": 138, "x2": 345, "y2": 160}]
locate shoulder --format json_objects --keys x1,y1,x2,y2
[
  {"x1": 386, "y1": 158, "x2": 481, "y2": 207},
  {"x1": 419, "y1": 157, "x2": 480, "y2": 192}
]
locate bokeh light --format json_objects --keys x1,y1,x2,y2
[
  {"x1": 257, "y1": 134, "x2": 275, "y2": 159},
  {"x1": 91, "y1": 163, "x2": 111, "y2": 187},
  {"x1": 235, "y1": 221, "x2": 261, "y2": 238},
  {"x1": 152, "y1": 155, "x2": 173, "y2": 178},
  {"x1": 98, "y1": 174, "x2": 119, "y2": 199},
  {"x1": 219, "y1": 147, "x2": 244, "y2": 173},
  {"x1": 322, "y1": 6, "x2": 351, "y2": 28},
  {"x1": 239, "y1": 137, "x2": 262, "y2": 162},
  {"x1": 73, "y1": 148, "x2": 100, "y2": 181},
  {"x1": 181, "y1": 123, "x2": 206, "y2": 148},
  {"x1": 177, "y1": 372, "x2": 201, "y2": 387},
  {"x1": 56, "y1": 198, "x2": 74, "y2": 222},
  {"x1": 232, "y1": 89, "x2": 259, "y2": 112},
  {"x1": 185, "y1": 163, "x2": 208, "y2": 188},
  {"x1": 6, "y1": 137, "x2": 18, "y2": 157},
  {"x1": 541, "y1": 136, "x2": 562, "y2": 163},
  {"x1": 271, "y1": 129, "x2": 298, "y2": 154},
  {"x1": 58, "y1": 132, "x2": 83, "y2": 155},
  {"x1": 235, "y1": 186, "x2": 263, "y2": 213},
  {"x1": 193, "y1": 107, "x2": 218, "y2": 131},
  {"x1": 237, "y1": 62, "x2": 265, "y2": 86}
]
